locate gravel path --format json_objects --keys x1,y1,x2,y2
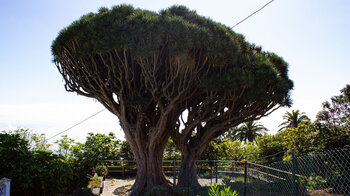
[
  {"x1": 101, "y1": 178, "x2": 223, "y2": 195},
  {"x1": 101, "y1": 178, "x2": 134, "y2": 196}
]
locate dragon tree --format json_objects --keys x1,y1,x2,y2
[{"x1": 51, "y1": 5, "x2": 293, "y2": 195}]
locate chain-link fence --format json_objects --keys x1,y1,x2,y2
[
  {"x1": 201, "y1": 146, "x2": 350, "y2": 196},
  {"x1": 101, "y1": 146, "x2": 350, "y2": 195},
  {"x1": 259, "y1": 146, "x2": 350, "y2": 196}
]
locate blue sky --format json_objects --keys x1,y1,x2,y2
[{"x1": 1, "y1": 0, "x2": 349, "y2": 143}]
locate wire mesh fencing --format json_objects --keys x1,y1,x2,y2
[
  {"x1": 197, "y1": 146, "x2": 350, "y2": 196},
  {"x1": 265, "y1": 146, "x2": 350, "y2": 196},
  {"x1": 100, "y1": 146, "x2": 350, "y2": 195}
]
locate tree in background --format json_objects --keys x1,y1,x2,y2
[
  {"x1": 222, "y1": 139, "x2": 244, "y2": 161},
  {"x1": 278, "y1": 110, "x2": 309, "y2": 131},
  {"x1": 55, "y1": 134, "x2": 75, "y2": 157},
  {"x1": 119, "y1": 140, "x2": 135, "y2": 161},
  {"x1": 255, "y1": 134, "x2": 285, "y2": 164},
  {"x1": 163, "y1": 138, "x2": 181, "y2": 160},
  {"x1": 51, "y1": 5, "x2": 292, "y2": 193},
  {"x1": 69, "y1": 133, "x2": 120, "y2": 187},
  {"x1": 0, "y1": 131, "x2": 73, "y2": 196},
  {"x1": 200, "y1": 138, "x2": 228, "y2": 161},
  {"x1": 313, "y1": 84, "x2": 350, "y2": 150},
  {"x1": 279, "y1": 121, "x2": 313, "y2": 158},
  {"x1": 7, "y1": 129, "x2": 52, "y2": 151},
  {"x1": 233, "y1": 121, "x2": 268, "y2": 143}
]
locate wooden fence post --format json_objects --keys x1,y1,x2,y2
[{"x1": 173, "y1": 159, "x2": 176, "y2": 187}]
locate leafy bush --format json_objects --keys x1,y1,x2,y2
[
  {"x1": 308, "y1": 176, "x2": 327, "y2": 189},
  {"x1": 300, "y1": 175, "x2": 327, "y2": 189},
  {"x1": 208, "y1": 183, "x2": 239, "y2": 196},
  {"x1": 94, "y1": 164, "x2": 108, "y2": 176},
  {"x1": 68, "y1": 132, "x2": 120, "y2": 187},
  {"x1": 88, "y1": 175, "x2": 102, "y2": 188},
  {"x1": 0, "y1": 132, "x2": 73, "y2": 195}
]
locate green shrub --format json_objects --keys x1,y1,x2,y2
[
  {"x1": 208, "y1": 183, "x2": 239, "y2": 196},
  {"x1": 0, "y1": 132, "x2": 74, "y2": 195},
  {"x1": 88, "y1": 175, "x2": 102, "y2": 188},
  {"x1": 306, "y1": 175, "x2": 327, "y2": 189},
  {"x1": 94, "y1": 164, "x2": 108, "y2": 176}
]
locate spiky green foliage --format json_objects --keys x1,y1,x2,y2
[
  {"x1": 233, "y1": 121, "x2": 268, "y2": 143},
  {"x1": 52, "y1": 5, "x2": 292, "y2": 107},
  {"x1": 279, "y1": 110, "x2": 309, "y2": 131}
]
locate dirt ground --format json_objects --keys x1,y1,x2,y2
[
  {"x1": 101, "y1": 178, "x2": 224, "y2": 195},
  {"x1": 101, "y1": 178, "x2": 134, "y2": 196}
]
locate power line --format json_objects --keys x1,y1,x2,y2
[
  {"x1": 47, "y1": 108, "x2": 106, "y2": 141},
  {"x1": 232, "y1": 0, "x2": 275, "y2": 29}
]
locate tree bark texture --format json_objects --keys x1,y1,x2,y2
[
  {"x1": 130, "y1": 140, "x2": 171, "y2": 195},
  {"x1": 118, "y1": 115, "x2": 174, "y2": 195},
  {"x1": 177, "y1": 149, "x2": 201, "y2": 188}
]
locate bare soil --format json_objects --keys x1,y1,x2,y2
[{"x1": 101, "y1": 178, "x2": 224, "y2": 195}]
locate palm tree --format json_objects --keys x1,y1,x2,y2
[
  {"x1": 278, "y1": 110, "x2": 309, "y2": 131},
  {"x1": 234, "y1": 121, "x2": 268, "y2": 143}
]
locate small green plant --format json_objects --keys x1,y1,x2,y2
[
  {"x1": 208, "y1": 183, "x2": 239, "y2": 196},
  {"x1": 300, "y1": 174, "x2": 327, "y2": 190},
  {"x1": 89, "y1": 176, "x2": 102, "y2": 182},
  {"x1": 88, "y1": 180, "x2": 102, "y2": 188},
  {"x1": 307, "y1": 175, "x2": 327, "y2": 189},
  {"x1": 111, "y1": 178, "x2": 116, "y2": 185},
  {"x1": 94, "y1": 164, "x2": 108, "y2": 176},
  {"x1": 88, "y1": 175, "x2": 102, "y2": 188}
]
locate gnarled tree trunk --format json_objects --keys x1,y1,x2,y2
[
  {"x1": 121, "y1": 116, "x2": 174, "y2": 195},
  {"x1": 131, "y1": 141, "x2": 171, "y2": 195},
  {"x1": 176, "y1": 142, "x2": 209, "y2": 189},
  {"x1": 177, "y1": 149, "x2": 200, "y2": 188}
]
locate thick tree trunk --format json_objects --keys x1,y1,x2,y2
[
  {"x1": 176, "y1": 141, "x2": 214, "y2": 189},
  {"x1": 124, "y1": 128, "x2": 171, "y2": 196},
  {"x1": 177, "y1": 150, "x2": 201, "y2": 188},
  {"x1": 131, "y1": 145, "x2": 171, "y2": 195}
]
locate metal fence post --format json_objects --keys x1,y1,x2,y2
[
  {"x1": 244, "y1": 161, "x2": 247, "y2": 196},
  {"x1": 173, "y1": 159, "x2": 176, "y2": 188},
  {"x1": 215, "y1": 161, "x2": 218, "y2": 184},
  {"x1": 0, "y1": 178, "x2": 11, "y2": 196},
  {"x1": 292, "y1": 148, "x2": 296, "y2": 196},
  {"x1": 210, "y1": 160, "x2": 213, "y2": 185}
]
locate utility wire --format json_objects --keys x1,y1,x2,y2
[
  {"x1": 232, "y1": 0, "x2": 275, "y2": 29},
  {"x1": 47, "y1": 108, "x2": 106, "y2": 141}
]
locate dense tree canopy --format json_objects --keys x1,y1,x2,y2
[
  {"x1": 0, "y1": 131, "x2": 73, "y2": 195},
  {"x1": 313, "y1": 84, "x2": 350, "y2": 149},
  {"x1": 52, "y1": 5, "x2": 293, "y2": 194},
  {"x1": 316, "y1": 84, "x2": 350, "y2": 131}
]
